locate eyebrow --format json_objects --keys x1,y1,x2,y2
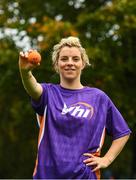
[
  {"x1": 60, "y1": 56, "x2": 68, "y2": 58},
  {"x1": 60, "y1": 55, "x2": 80, "y2": 58}
]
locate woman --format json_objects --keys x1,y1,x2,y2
[{"x1": 19, "y1": 36, "x2": 131, "y2": 179}]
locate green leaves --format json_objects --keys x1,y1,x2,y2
[{"x1": 0, "y1": 0, "x2": 135, "y2": 178}]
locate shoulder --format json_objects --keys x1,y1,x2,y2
[
  {"x1": 85, "y1": 87, "x2": 111, "y2": 103},
  {"x1": 86, "y1": 87, "x2": 107, "y2": 96},
  {"x1": 40, "y1": 83, "x2": 58, "y2": 89},
  {"x1": 40, "y1": 83, "x2": 60, "y2": 95}
]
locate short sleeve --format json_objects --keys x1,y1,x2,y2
[
  {"x1": 106, "y1": 97, "x2": 131, "y2": 140},
  {"x1": 31, "y1": 83, "x2": 48, "y2": 115}
]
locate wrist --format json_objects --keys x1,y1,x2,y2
[
  {"x1": 19, "y1": 66, "x2": 31, "y2": 74},
  {"x1": 103, "y1": 156, "x2": 113, "y2": 167},
  {"x1": 20, "y1": 69, "x2": 32, "y2": 79}
]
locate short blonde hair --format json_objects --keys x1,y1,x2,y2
[{"x1": 52, "y1": 36, "x2": 90, "y2": 72}]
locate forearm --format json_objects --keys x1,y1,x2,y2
[
  {"x1": 103, "y1": 135, "x2": 130, "y2": 166},
  {"x1": 20, "y1": 69, "x2": 42, "y2": 100}
]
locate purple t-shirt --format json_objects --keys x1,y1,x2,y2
[{"x1": 31, "y1": 83, "x2": 131, "y2": 179}]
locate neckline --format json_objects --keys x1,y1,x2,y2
[{"x1": 58, "y1": 84, "x2": 88, "y2": 93}]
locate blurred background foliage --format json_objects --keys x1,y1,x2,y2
[{"x1": 0, "y1": 0, "x2": 136, "y2": 178}]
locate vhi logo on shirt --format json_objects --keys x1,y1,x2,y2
[{"x1": 61, "y1": 102, "x2": 94, "y2": 119}]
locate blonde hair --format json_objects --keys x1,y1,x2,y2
[{"x1": 52, "y1": 36, "x2": 90, "y2": 72}]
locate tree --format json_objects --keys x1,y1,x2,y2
[{"x1": 0, "y1": 0, "x2": 135, "y2": 178}]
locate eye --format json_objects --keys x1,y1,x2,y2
[
  {"x1": 60, "y1": 57, "x2": 68, "y2": 62},
  {"x1": 73, "y1": 57, "x2": 80, "y2": 62}
]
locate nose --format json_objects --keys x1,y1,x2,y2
[{"x1": 67, "y1": 57, "x2": 74, "y2": 65}]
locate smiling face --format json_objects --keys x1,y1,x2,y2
[{"x1": 57, "y1": 46, "x2": 85, "y2": 83}]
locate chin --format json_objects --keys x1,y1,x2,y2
[{"x1": 64, "y1": 76, "x2": 76, "y2": 81}]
